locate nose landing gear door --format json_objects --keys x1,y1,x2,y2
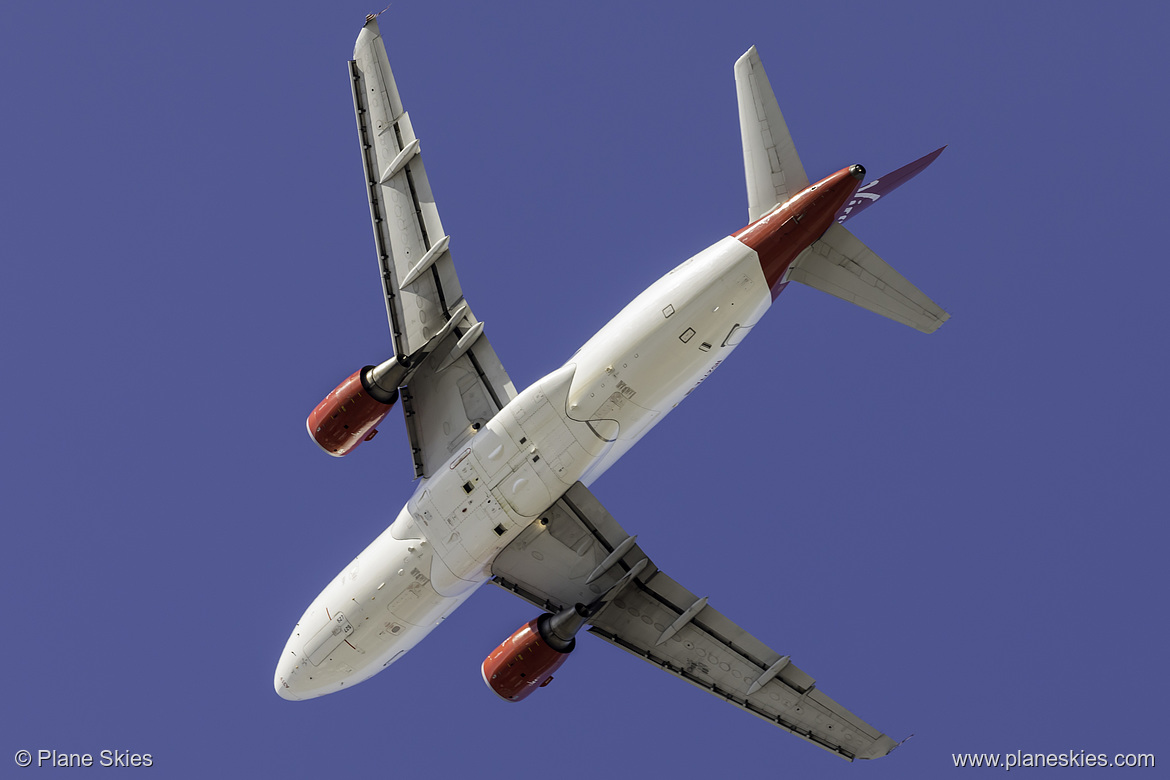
[{"x1": 304, "y1": 612, "x2": 354, "y2": 666}]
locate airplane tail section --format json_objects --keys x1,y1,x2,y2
[
  {"x1": 834, "y1": 147, "x2": 946, "y2": 225},
  {"x1": 735, "y1": 48, "x2": 944, "y2": 226},
  {"x1": 735, "y1": 47, "x2": 809, "y2": 223},
  {"x1": 734, "y1": 47, "x2": 948, "y2": 333},
  {"x1": 787, "y1": 222, "x2": 950, "y2": 334}
]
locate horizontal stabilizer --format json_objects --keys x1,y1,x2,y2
[
  {"x1": 735, "y1": 47, "x2": 809, "y2": 223},
  {"x1": 788, "y1": 223, "x2": 950, "y2": 333},
  {"x1": 835, "y1": 147, "x2": 945, "y2": 225}
]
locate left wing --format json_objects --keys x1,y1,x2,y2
[
  {"x1": 491, "y1": 482, "x2": 898, "y2": 761},
  {"x1": 351, "y1": 18, "x2": 517, "y2": 477}
]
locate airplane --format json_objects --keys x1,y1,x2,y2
[{"x1": 275, "y1": 14, "x2": 949, "y2": 762}]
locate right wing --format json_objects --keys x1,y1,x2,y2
[
  {"x1": 735, "y1": 47, "x2": 810, "y2": 223},
  {"x1": 351, "y1": 19, "x2": 517, "y2": 477},
  {"x1": 491, "y1": 482, "x2": 898, "y2": 761}
]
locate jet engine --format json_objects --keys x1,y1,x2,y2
[
  {"x1": 306, "y1": 356, "x2": 408, "y2": 456},
  {"x1": 482, "y1": 604, "x2": 592, "y2": 702}
]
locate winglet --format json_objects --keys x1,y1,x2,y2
[{"x1": 366, "y1": 3, "x2": 391, "y2": 26}]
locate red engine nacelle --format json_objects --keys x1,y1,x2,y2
[
  {"x1": 482, "y1": 605, "x2": 594, "y2": 702},
  {"x1": 306, "y1": 366, "x2": 399, "y2": 457},
  {"x1": 481, "y1": 618, "x2": 572, "y2": 702}
]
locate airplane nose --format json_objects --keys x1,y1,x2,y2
[
  {"x1": 849, "y1": 164, "x2": 865, "y2": 180},
  {"x1": 275, "y1": 680, "x2": 299, "y2": 701},
  {"x1": 274, "y1": 651, "x2": 307, "y2": 701}
]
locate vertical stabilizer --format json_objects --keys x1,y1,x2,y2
[
  {"x1": 835, "y1": 147, "x2": 946, "y2": 225},
  {"x1": 735, "y1": 48, "x2": 809, "y2": 222}
]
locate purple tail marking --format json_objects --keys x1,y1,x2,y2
[{"x1": 834, "y1": 146, "x2": 946, "y2": 225}]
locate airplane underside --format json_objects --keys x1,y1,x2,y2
[
  {"x1": 276, "y1": 15, "x2": 948, "y2": 762},
  {"x1": 277, "y1": 236, "x2": 774, "y2": 699}
]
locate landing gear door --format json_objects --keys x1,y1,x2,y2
[{"x1": 304, "y1": 613, "x2": 354, "y2": 666}]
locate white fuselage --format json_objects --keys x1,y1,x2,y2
[{"x1": 276, "y1": 236, "x2": 772, "y2": 700}]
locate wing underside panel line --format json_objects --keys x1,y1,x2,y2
[
  {"x1": 466, "y1": 347, "x2": 504, "y2": 414},
  {"x1": 350, "y1": 59, "x2": 405, "y2": 357},
  {"x1": 387, "y1": 119, "x2": 456, "y2": 323}
]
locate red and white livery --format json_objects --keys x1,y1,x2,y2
[{"x1": 276, "y1": 17, "x2": 949, "y2": 762}]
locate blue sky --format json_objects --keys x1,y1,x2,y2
[{"x1": 2, "y1": 1, "x2": 1166, "y2": 777}]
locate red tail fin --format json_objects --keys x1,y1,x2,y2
[{"x1": 834, "y1": 146, "x2": 945, "y2": 224}]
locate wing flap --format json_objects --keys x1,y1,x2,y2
[
  {"x1": 491, "y1": 483, "x2": 897, "y2": 761},
  {"x1": 400, "y1": 308, "x2": 517, "y2": 478},
  {"x1": 491, "y1": 483, "x2": 662, "y2": 608}
]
